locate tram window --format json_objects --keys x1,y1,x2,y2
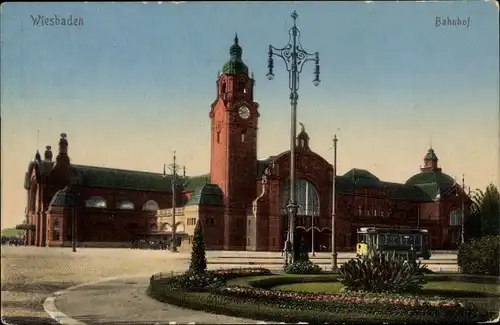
[
  {"x1": 386, "y1": 234, "x2": 400, "y2": 245},
  {"x1": 402, "y1": 235, "x2": 414, "y2": 246},
  {"x1": 357, "y1": 234, "x2": 366, "y2": 243},
  {"x1": 379, "y1": 234, "x2": 386, "y2": 245},
  {"x1": 415, "y1": 235, "x2": 422, "y2": 245}
]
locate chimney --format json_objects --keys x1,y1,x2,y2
[{"x1": 44, "y1": 146, "x2": 53, "y2": 162}]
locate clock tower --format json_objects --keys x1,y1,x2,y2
[{"x1": 209, "y1": 35, "x2": 259, "y2": 250}]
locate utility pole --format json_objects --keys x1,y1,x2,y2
[
  {"x1": 164, "y1": 150, "x2": 183, "y2": 253},
  {"x1": 331, "y1": 135, "x2": 338, "y2": 271}
]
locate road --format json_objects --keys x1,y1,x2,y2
[{"x1": 1, "y1": 246, "x2": 459, "y2": 324}]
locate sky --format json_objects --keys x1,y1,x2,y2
[{"x1": 1, "y1": 1, "x2": 499, "y2": 229}]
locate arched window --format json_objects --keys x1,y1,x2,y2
[
  {"x1": 280, "y1": 179, "x2": 320, "y2": 216},
  {"x1": 449, "y1": 208, "x2": 463, "y2": 226},
  {"x1": 84, "y1": 196, "x2": 107, "y2": 208},
  {"x1": 142, "y1": 200, "x2": 159, "y2": 211},
  {"x1": 238, "y1": 81, "x2": 246, "y2": 93},
  {"x1": 116, "y1": 200, "x2": 135, "y2": 210}
]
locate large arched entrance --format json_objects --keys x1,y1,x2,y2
[{"x1": 281, "y1": 178, "x2": 323, "y2": 253}]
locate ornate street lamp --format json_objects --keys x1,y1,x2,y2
[{"x1": 267, "y1": 10, "x2": 320, "y2": 264}]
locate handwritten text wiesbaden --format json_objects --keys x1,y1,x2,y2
[{"x1": 31, "y1": 15, "x2": 84, "y2": 27}]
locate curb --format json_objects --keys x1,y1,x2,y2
[
  {"x1": 43, "y1": 273, "x2": 153, "y2": 325},
  {"x1": 42, "y1": 273, "x2": 294, "y2": 325}
]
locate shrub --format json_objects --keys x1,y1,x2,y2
[
  {"x1": 189, "y1": 219, "x2": 207, "y2": 274},
  {"x1": 458, "y1": 236, "x2": 500, "y2": 276},
  {"x1": 171, "y1": 271, "x2": 226, "y2": 292},
  {"x1": 283, "y1": 260, "x2": 323, "y2": 274},
  {"x1": 338, "y1": 252, "x2": 427, "y2": 293},
  {"x1": 151, "y1": 267, "x2": 273, "y2": 292},
  {"x1": 284, "y1": 237, "x2": 323, "y2": 274}
]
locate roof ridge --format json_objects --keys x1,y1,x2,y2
[{"x1": 71, "y1": 164, "x2": 166, "y2": 176}]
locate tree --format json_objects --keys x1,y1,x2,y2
[
  {"x1": 188, "y1": 219, "x2": 207, "y2": 274},
  {"x1": 480, "y1": 184, "x2": 500, "y2": 236},
  {"x1": 467, "y1": 184, "x2": 500, "y2": 239}
]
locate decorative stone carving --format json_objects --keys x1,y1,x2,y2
[{"x1": 252, "y1": 160, "x2": 275, "y2": 218}]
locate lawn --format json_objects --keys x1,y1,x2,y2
[
  {"x1": 274, "y1": 281, "x2": 500, "y2": 294},
  {"x1": 273, "y1": 278, "x2": 500, "y2": 315},
  {"x1": 1, "y1": 228, "x2": 23, "y2": 237}
]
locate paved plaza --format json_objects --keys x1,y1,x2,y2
[{"x1": 1, "y1": 246, "x2": 458, "y2": 325}]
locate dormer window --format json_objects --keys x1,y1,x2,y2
[{"x1": 221, "y1": 81, "x2": 226, "y2": 94}]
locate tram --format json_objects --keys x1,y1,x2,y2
[{"x1": 356, "y1": 227, "x2": 431, "y2": 260}]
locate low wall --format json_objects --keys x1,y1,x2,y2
[{"x1": 65, "y1": 241, "x2": 132, "y2": 248}]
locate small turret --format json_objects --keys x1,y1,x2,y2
[
  {"x1": 44, "y1": 146, "x2": 53, "y2": 162},
  {"x1": 55, "y1": 133, "x2": 71, "y2": 167},
  {"x1": 58, "y1": 133, "x2": 68, "y2": 156},
  {"x1": 421, "y1": 147, "x2": 441, "y2": 172},
  {"x1": 34, "y1": 150, "x2": 42, "y2": 162},
  {"x1": 296, "y1": 122, "x2": 310, "y2": 150}
]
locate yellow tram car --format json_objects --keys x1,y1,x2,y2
[{"x1": 356, "y1": 227, "x2": 431, "y2": 260}]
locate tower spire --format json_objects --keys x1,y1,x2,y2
[{"x1": 229, "y1": 33, "x2": 243, "y2": 60}]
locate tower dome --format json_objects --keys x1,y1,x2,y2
[{"x1": 221, "y1": 34, "x2": 249, "y2": 75}]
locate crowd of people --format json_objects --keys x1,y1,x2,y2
[{"x1": 1, "y1": 236, "x2": 24, "y2": 246}]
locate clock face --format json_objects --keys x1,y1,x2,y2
[{"x1": 238, "y1": 106, "x2": 250, "y2": 120}]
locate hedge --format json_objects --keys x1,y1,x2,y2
[
  {"x1": 148, "y1": 268, "x2": 492, "y2": 323},
  {"x1": 458, "y1": 236, "x2": 500, "y2": 276}
]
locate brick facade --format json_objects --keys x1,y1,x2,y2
[{"x1": 20, "y1": 37, "x2": 471, "y2": 252}]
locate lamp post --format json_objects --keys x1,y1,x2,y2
[
  {"x1": 70, "y1": 186, "x2": 77, "y2": 253},
  {"x1": 267, "y1": 10, "x2": 320, "y2": 264},
  {"x1": 460, "y1": 174, "x2": 466, "y2": 245},
  {"x1": 164, "y1": 150, "x2": 185, "y2": 253},
  {"x1": 331, "y1": 135, "x2": 338, "y2": 271}
]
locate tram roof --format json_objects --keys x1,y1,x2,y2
[{"x1": 358, "y1": 227, "x2": 428, "y2": 233}]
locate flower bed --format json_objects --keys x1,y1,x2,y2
[
  {"x1": 215, "y1": 285, "x2": 464, "y2": 308},
  {"x1": 148, "y1": 268, "x2": 491, "y2": 323}
]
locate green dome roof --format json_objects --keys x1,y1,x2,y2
[
  {"x1": 185, "y1": 184, "x2": 224, "y2": 206},
  {"x1": 405, "y1": 170, "x2": 455, "y2": 190},
  {"x1": 343, "y1": 168, "x2": 382, "y2": 188},
  {"x1": 49, "y1": 186, "x2": 76, "y2": 207},
  {"x1": 222, "y1": 34, "x2": 248, "y2": 75}
]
